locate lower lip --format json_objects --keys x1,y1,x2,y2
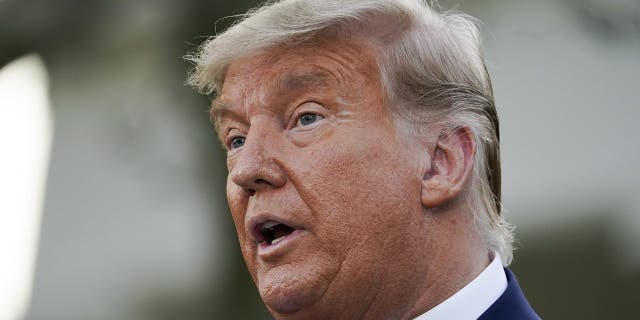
[{"x1": 257, "y1": 229, "x2": 306, "y2": 257}]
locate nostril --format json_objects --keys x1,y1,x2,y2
[{"x1": 245, "y1": 179, "x2": 269, "y2": 196}]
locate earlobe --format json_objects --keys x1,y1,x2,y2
[{"x1": 420, "y1": 127, "x2": 476, "y2": 209}]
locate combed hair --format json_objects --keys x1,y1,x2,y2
[{"x1": 187, "y1": 0, "x2": 515, "y2": 265}]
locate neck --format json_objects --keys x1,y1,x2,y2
[
  {"x1": 363, "y1": 206, "x2": 491, "y2": 320},
  {"x1": 408, "y1": 208, "x2": 491, "y2": 319}
]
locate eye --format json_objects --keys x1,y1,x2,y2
[
  {"x1": 229, "y1": 136, "x2": 246, "y2": 149},
  {"x1": 297, "y1": 113, "x2": 323, "y2": 127}
]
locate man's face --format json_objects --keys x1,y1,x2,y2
[{"x1": 215, "y1": 39, "x2": 435, "y2": 319}]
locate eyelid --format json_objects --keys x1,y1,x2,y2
[
  {"x1": 217, "y1": 115, "x2": 249, "y2": 146},
  {"x1": 289, "y1": 102, "x2": 327, "y2": 129},
  {"x1": 224, "y1": 129, "x2": 246, "y2": 150}
]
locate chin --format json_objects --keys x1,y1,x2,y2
[
  {"x1": 262, "y1": 287, "x2": 317, "y2": 315},
  {"x1": 257, "y1": 264, "x2": 331, "y2": 317}
]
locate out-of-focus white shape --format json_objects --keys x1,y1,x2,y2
[{"x1": 0, "y1": 55, "x2": 53, "y2": 320}]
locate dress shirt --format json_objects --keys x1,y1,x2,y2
[{"x1": 413, "y1": 254, "x2": 507, "y2": 320}]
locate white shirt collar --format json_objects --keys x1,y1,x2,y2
[{"x1": 413, "y1": 254, "x2": 507, "y2": 320}]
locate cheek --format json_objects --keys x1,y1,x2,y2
[
  {"x1": 226, "y1": 179, "x2": 262, "y2": 279},
  {"x1": 297, "y1": 128, "x2": 420, "y2": 242},
  {"x1": 226, "y1": 177, "x2": 249, "y2": 245}
]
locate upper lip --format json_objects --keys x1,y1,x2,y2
[{"x1": 247, "y1": 213, "x2": 304, "y2": 244}]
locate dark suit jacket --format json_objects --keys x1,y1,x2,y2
[{"x1": 478, "y1": 268, "x2": 541, "y2": 320}]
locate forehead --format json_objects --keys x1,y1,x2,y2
[{"x1": 216, "y1": 38, "x2": 381, "y2": 108}]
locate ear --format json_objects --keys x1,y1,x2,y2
[{"x1": 421, "y1": 126, "x2": 476, "y2": 208}]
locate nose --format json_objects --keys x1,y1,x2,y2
[{"x1": 229, "y1": 122, "x2": 287, "y2": 195}]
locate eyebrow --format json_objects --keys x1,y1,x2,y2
[
  {"x1": 276, "y1": 70, "x2": 332, "y2": 93},
  {"x1": 210, "y1": 69, "x2": 333, "y2": 118},
  {"x1": 210, "y1": 99, "x2": 232, "y2": 121}
]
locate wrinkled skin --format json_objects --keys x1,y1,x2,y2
[{"x1": 214, "y1": 38, "x2": 488, "y2": 320}]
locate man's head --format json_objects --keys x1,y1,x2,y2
[{"x1": 189, "y1": 0, "x2": 514, "y2": 318}]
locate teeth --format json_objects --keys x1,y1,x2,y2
[
  {"x1": 271, "y1": 236, "x2": 286, "y2": 245},
  {"x1": 262, "y1": 221, "x2": 279, "y2": 229}
]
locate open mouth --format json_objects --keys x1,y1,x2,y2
[{"x1": 257, "y1": 221, "x2": 296, "y2": 246}]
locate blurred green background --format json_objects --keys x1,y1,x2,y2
[{"x1": 1, "y1": 0, "x2": 638, "y2": 319}]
